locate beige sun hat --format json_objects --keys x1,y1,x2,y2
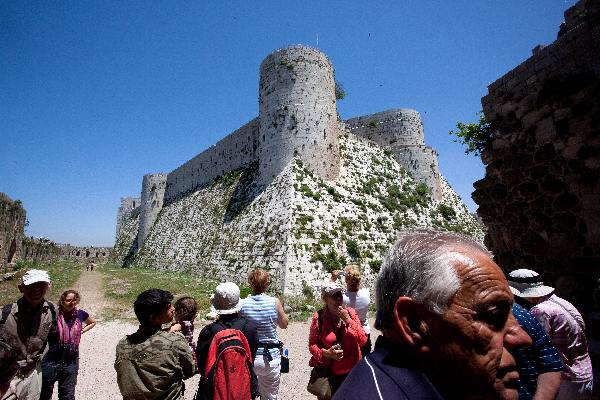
[
  {"x1": 508, "y1": 269, "x2": 554, "y2": 299},
  {"x1": 21, "y1": 269, "x2": 51, "y2": 286},
  {"x1": 210, "y1": 282, "x2": 243, "y2": 315}
]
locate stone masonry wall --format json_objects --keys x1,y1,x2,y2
[
  {"x1": 474, "y1": 0, "x2": 600, "y2": 309},
  {"x1": 164, "y1": 119, "x2": 259, "y2": 203},
  {"x1": 258, "y1": 46, "x2": 341, "y2": 186},
  {"x1": 115, "y1": 197, "x2": 140, "y2": 242},
  {"x1": 0, "y1": 193, "x2": 25, "y2": 270},
  {"x1": 138, "y1": 173, "x2": 167, "y2": 249},
  {"x1": 346, "y1": 109, "x2": 442, "y2": 200},
  {"x1": 345, "y1": 108, "x2": 424, "y2": 146}
]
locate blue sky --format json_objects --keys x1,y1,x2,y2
[{"x1": 0, "y1": 1, "x2": 577, "y2": 246}]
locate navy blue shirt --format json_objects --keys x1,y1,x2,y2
[
  {"x1": 334, "y1": 336, "x2": 444, "y2": 400},
  {"x1": 512, "y1": 303, "x2": 563, "y2": 399}
]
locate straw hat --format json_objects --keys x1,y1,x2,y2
[{"x1": 508, "y1": 269, "x2": 554, "y2": 299}]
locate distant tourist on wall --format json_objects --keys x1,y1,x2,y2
[
  {"x1": 168, "y1": 296, "x2": 198, "y2": 368},
  {"x1": 0, "y1": 327, "x2": 21, "y2": 400},
  {"x1": 0, "y1": 269, "x2": 55, "y2": 400},
  {"x1": 331, "y1": 265, "x2": 371, "y2": 356},
  {"x1": 40, "y1": 290, "x2": 96, "y2": 400},
  {"x1": 509, "y1": 269, "x2": 594, "y2": 400},
  {"x1": 114, "y1": 289, "x2": 195, "y2": 399},
  {"x1": 240, "y1": 268, "x2": 289, "y2": 400}
]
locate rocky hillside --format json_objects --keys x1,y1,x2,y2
[{"x1": 114, "y1": 132, "x2": 484, "y2": 295}]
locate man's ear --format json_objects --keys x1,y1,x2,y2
[{"x1": 392, "y1": 296, "x2": 430, "y2": 352}]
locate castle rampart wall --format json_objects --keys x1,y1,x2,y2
[
  {"x1": 138, "y1": 173, "x2": 167, "y2": 249},
  {"x1": 474, "y1": 0, "x2": 600, "y2": 309},
  {"x1": 115, "y1": 197, "x2": 140, "y2": 242},
  {"x1": 345, "y1": 109, "x2": 424, "y2": 146},
  {"x1": 258, "y1": 46, "x2": 340, "y2": 186},
  {"x1": 394, "y1": 145, "x2": 442, "y2": 200},
  {"x1": 164, "y1": 118, "x2": 259, "y2": 203}
]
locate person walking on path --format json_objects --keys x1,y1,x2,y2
[
  {"x1": 240, "y1": 268, "x2": 289, "y2": 400},
  {"x1": 114, "y1": 289, "x2": 195, "y2": 400},
  {"x1": 0, "y1": 269, "x2": 55, "y2": 400},
  {"x1": 509, "y1": 269, "x2": 593, "y2": 399},
  {"x1": 40, "y1": 290, "x2": 96, "y2": 400}
]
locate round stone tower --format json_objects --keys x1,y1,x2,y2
[
  {"x1": 258, "y1": 46, "x2": 341, "y2": 186},
  {"x1": 137, "y1": 173, "x2": 167, "y2": 249}
]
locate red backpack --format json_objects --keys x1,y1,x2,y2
[{"x1": 196, "y1": 327, "x2": 259, "y2": 400}]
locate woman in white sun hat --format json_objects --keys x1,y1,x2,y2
[{"x1": 508, "y1": 269, "x2": 593, "y2": 400}]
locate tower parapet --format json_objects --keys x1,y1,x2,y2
[
  {"x1": 346, "y1": 109, "x2": 442, "y2": 200},
  {"x1": 258, "y1": 46, "x2": 341, "y2": 186},
  {"x1": 346, "y1": 108, "x2": 424, "y2": 146},
  {"x1": 137, "y1": 174, "x2": 167, "y2": 249}
]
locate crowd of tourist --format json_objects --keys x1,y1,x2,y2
[{"x1": 0, "y1": 230, "x2": 595, "y2": 400}]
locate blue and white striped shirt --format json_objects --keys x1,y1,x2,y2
[{"x1": 240, "y1": 294, "x2": 279, "y2": 357}]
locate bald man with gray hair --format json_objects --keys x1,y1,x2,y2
[{"x1": 334, "y1": 230, "x2": 530, "y2": 400}]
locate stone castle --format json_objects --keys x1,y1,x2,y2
[{"x1": 115, "y1": 45, "x2": 482, "y2": 294}]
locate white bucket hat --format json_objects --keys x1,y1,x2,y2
[
  {"x1": 321, "y1": 280, "x2": 344, "y2": 297},
  {"x1": 210, "y1": 282, "x2": 242, "y2": 315},
  {"x1": 508, "y1": 269, "x2": 554, "y2": 299},
  {"x1": 21, "y1": 269, "x2": 51, "y2": 286}
]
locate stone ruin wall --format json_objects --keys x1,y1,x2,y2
[
  {"x1": 258, "y1": 46, "x2": 341, "y2": 187},
  {"x1": 138, "y1": 173, "x2": 168, "y2": 250},
  {"x1": 59, "y1": 244, "x2": 112, "y2": 261},
  {"x1": 473, "y1": 0, "x2": 600, "y2": 310},
  {"x1": 346, "y1": 109, "x2": 442, "y2": 200},
  {"x1": 115, "y1": 197, "x2": 140, "y2": 241},
  {"x1": 0, "y1": 193, "x2": 25, "y2": 270},
  {"x1": 164, "y1": 119, "x2": 259, "y2": 203}
]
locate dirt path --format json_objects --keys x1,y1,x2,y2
[
  {"x1": 71, "y1": 266, "x2": 107, "y2": 317},
  {"x1": 50, "y1": 268, "x2": 375, "y2": 399}
]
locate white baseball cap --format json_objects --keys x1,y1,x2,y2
[
  {"x1": 210, "y1": 282, "x2": 243, "y2": 315},
  {"x1": 21, "y1": 269, "x2": 51, "y2": 286},
  {"x1": 508, "y1": 269, "x2": 554, "y2": 299}
]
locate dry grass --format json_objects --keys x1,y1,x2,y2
[{"x1": 0, "y1": 260, "x2": 84, "y2": 305}]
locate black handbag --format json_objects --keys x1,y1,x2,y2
[
  {"x1": 306, "y1": 366, "x2": 331, "y2": 399},
  {"x1": 279, "y1": 341, "x2": 289, "y2": 373}
]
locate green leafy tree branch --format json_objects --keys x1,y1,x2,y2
[{"x1": 449, "y1": 112, "x2": 492, "y2": 156}]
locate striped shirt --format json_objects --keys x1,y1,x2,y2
[
  {"x1": 240, "y1": 294, "x2": 279, "y2": 357},
  {"x1": 512, "y1": 303, "x2": 563, "y2": 399}
]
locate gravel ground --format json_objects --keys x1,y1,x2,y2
[
  {"x1": 48, "y1": 269, "x2": 379, "y2": 399},
  {"x1": 52, "y1": 317, "x2": 378, "y2": 400}
]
